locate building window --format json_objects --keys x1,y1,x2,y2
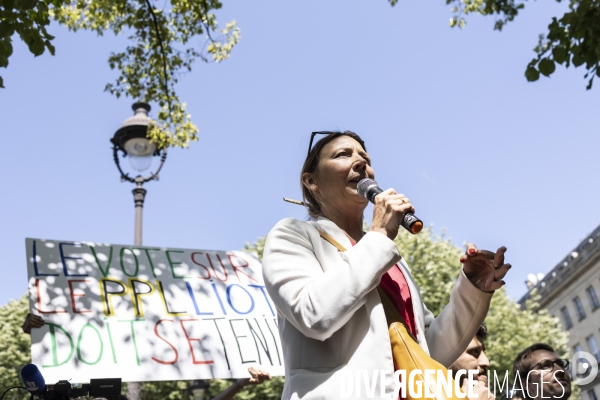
[
  {"x1": 574, "y1": 296, "x2": 586, "y2": 320},
  {"x1": 588, "y1": 389, "x2": 598, "y2": 400},
  {"x1": 587, "y1": 286, "x2": 600, "y2": 310},
  {"x1": 573, "y1": 344, "x2": 585, "y2": 376},
  {"x1": 586, "y1": 335, "x2": 600, "y2": 362},
  {"x1": 561, "y1": 306, "x2": 573, "y2": 329}
]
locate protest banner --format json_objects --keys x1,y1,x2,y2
[{"x1": 25, "y1": 238, "x2": 284, "y2": 383}]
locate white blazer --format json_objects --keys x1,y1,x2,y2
[{"x1": 262, "y1": 217, "x2": 493, "y2": 400}]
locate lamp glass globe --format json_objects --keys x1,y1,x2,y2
[
  {"x1": 124, "y1": 137, "x2": 157, "y2": 172},
  {"x1": 128, "y1": 155, "x2": 153, "y2": 172}
]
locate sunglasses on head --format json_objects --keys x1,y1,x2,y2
[{"x1": 307, "y1": 131, "x2": 335, "y2": 156}]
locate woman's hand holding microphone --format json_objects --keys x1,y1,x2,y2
[{"x1": 370, "y1": 188, "x2": 415, "y2": 240}]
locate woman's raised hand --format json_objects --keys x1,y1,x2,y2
[
  {"x1": 370, "y1": 188, "x2": 415, "y2": 240},
  {"x1": 460, "y1": 244, "x2": 511, "y2": 292}
]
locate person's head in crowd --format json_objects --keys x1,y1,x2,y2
[
  {"x1": 449, "y1": 325, "x2": 490, "y2": 386},
  {"x1": 513, "y1": 343, "x2": 571, "y2": 400}
]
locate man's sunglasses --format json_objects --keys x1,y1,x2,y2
[{"x1": 530, "y1": 359, "x2": 570, "y2": 372}]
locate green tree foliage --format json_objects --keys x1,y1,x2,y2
[
  {"x1": 0, "y1": 0, "x2": 61, "y2": 90},
  {"x1": 0, "y1": 0, "x2": 240, "y2": 148},
  {"x1": 416, "y1": 0, "x2": 600, "y2": 89},
  {"x1": 393, "y1": 227, "x2": 463, "y2": 315},
  {"x1": 243, "y1": 237, "x2": 266, "y2": 261},
  {"x1": 0, "y1": 295, "x2": 34, "y2": 400}
]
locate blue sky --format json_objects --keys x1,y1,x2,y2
[{"x1": 1, "y1": 0, "x2": 599, "y2": 305}]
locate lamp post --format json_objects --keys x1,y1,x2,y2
[
  {"x1": 111, "y1": 102, "x2": 167, "y2": 399},
  {"x1": 188, "y1": 380, "x2": 210, "y2": 400},
  {"x1": 111, "y1": 102, "x2": 167, "y2": 246}
]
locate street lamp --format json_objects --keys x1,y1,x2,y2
[
  {"x1": 111, "y1": 101, "x2": 167, "y2": 246},
  {"x1": 111, "y1": 102, "x2": 167, "y2": 400}
]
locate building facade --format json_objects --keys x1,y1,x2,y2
[{"x1": 519, "y1": 224, "x2": 600, "y2": 400}]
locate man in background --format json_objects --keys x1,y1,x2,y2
[
  {"x1": 449, "y1": 324, "x2": 495, "y2": 400},
  {"x1": 512, "y1": 343, "x2": 571, "y2": 400}
]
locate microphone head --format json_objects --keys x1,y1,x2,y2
[
  {"x1": 357, "y1": 178, "x2": 379, "y2": 201},
  {"x1": 21, "y1": 364, "x2": 45, "y2": 394}
]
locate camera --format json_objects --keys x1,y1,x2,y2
[{"x1": 40, "y1": 378, "x2": 122, "y2": 399}]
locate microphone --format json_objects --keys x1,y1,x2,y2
[
  {"x1": 20, "y1": 364, "x2": 46, "y2": 395},
  {"x1": 357, "y1": 178, "x2": 423, "y2": 234}
]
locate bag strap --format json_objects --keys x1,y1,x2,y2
[
  {"x1": 317, "y1": 229, "x2": 347, "y2": 252},
  {"x1": 377, "y1": 287, "x2": 418, "y2": 342},
  {"x1": 316, "y1": 229, "x2": 417, "y2": 342}
]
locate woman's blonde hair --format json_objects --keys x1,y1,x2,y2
[{"x1": 300, "y1": 131, "x2": 366, "y2": 219}]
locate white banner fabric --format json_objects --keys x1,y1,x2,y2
[{"x1": 25, "y1": 238, "x2": 284, "y2": 383}]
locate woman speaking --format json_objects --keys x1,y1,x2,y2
[{"x1": 262, "y1": 131, "x2": 511, "y2": 400}]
